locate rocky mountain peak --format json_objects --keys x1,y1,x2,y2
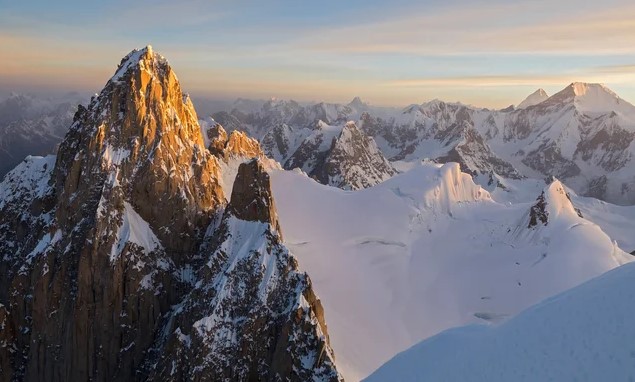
[
  {"x1": 203, "y1": 120, "x2": 265, "y2": 161},
  {"x1": 226, "y1": 130, "x2": 265, "y2": 158},
  {"x1": 0, "y1": 47, "x2": 341, "y2": 381},
  {"x1": 53, "y1": 45, "x2": 224, "y2": 253},
  {"x1": 203, "y1": 120, "x2": 229, "y2": 156},
  {"x1": 228, "y1": 158, "x2": 282, "y2": 235}
]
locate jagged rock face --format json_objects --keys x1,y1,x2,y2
[
  {"x1": 0, "y1": 46, "x2": 225, "y2": 382},
  {"x1": 54, "y1": 46, "x2": 224, "y2": 253},
  {"x1": 313, "y1": 123, "x2": 397, "y2": 190},
  {"x1": 574, "y1": 115, "x2": 635, "y2": 172},
  {"x1": 436, "y1": 126, "x2": 522, "y2": 179},
  {"x1": 260, "y1": 123, "x2": 302, "y2": 163},
  {"x1": 0, "y1": 46, "x2": 340, "y2": 382},
  {"x1": 228, "y1": 159, "x2": 281, "y2": 234},
  {"x1": 284, "y1": 121, "x2": 396, "y2": 190},
  {"x1": 146, "y1": 159, "x2": 340, "y2": 382},
  {"x1": 203, "y1": 123, "x2": 264, "y2": 162},
  {"x1": 204, "y1": 121, "x2": 229, "y2": 157}
]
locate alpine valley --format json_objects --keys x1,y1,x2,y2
[{"x1": 1, "y1": 46, "x2": 634, "y2": 382}]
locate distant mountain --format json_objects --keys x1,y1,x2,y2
[
  {"x1": 209, "y1": 83, "x2": 635, "y2": 204},
  {"x1": 493, "y1": 82, "x2": 635, "y2": 204},
  {"x1": 282, "y1": 121, "x2": 397, "y2": 190},
  {"x1": 0, "y1": 93, "x2": 83, "y2": 178},
  {"x1": 517, "y1": 88, "x2": 549, "y2": 109},
  {"x1": 365, "y1": 261, "x2": 635, "y2": 382},
  {"x1": 0, "y1": 46, "x2": 340, "y2": 381}
]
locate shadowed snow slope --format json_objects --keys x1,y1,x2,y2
[
  {"x1": 270, "y1": 162, "x2": 631, "y2": 381},
  {"x1": 365, "y1": 261, "x2": 635, "y2": 382}
]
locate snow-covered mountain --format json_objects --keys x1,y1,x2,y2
[
  {"x1": 0, "y1": 46, "x2": 339, "y2": 381},
  {"x1": 209, "y1": 102, "x2": 396, "y2": 190},
  {"x1": 281, "y1": 121, "x2": 397, "y2": 190},
  {"x1": 0, "y1": 93, "x2": 83, "y2": 178},
  {"x1": 212, "y1": 84, "x2": 635, "y2": 204},
  {"x1": 365, "y1": 261, "x2": 635, "y2": 382},
  {"x1": 517, "y1": 88, "x2": 549, "y2": 109},
  {"x1": 269, "y1": 162, "x2": 631, "y2": 380}
]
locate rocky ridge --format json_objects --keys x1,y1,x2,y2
[{"x1": 0, "y1": 46, "x2": 340, "y2": 381}]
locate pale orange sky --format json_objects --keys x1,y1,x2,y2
[{"x1": 2, "y1": 0, "x2": 635, "y2": 108}]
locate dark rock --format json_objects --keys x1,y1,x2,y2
[
  {"x1": 528, "y1": 191, "x2": 549, "y2": 228},
  {"x1": 228, "y1": 158, "x2": 281, "y2": 235}
]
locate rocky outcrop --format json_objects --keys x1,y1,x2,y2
[
  {"x1": 203, "y1": 122, "x2": 265, "y2": 162},
  {"x1": 283, "y1": 121, "x2": 396, "y2": 190},
  {"x1": 528, "y1": 191, "x2": 549, "y2": 228},
  {"x1": 0, "y1": 45, "x2": 226, "y2": 382},
  {"x1": 228, "y1": 159, "x2": 282, "y2": 234},
  {"x1": 146, "y1": 158, "x2": 341, "y2": 382},
  {"x1": 0, "y1": 46, "x2": 340, "y2": 382},
  {"x1": 311, "y1": 122, "x2": 397, "y2": 190},
  {"x1": 527, "y1": 180, "x2": 583, "y2": 229}
]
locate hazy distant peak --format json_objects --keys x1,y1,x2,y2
[
  {"x1": 348, "y1": 96, "x2": 368, "y2": 109},
  {"x1": 517, "y1": 88, "x2": 549, "y2": 109}
]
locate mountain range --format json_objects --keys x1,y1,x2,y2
[
  {"x1": 1, "y1": 46, "x2": 634, "y2": 382},
  {"x1": 0, "y1": 93, "x2": 83, "y2": 177},
  {"x1": 208, "y1": 83, "x2": 635, "y2": 205}
]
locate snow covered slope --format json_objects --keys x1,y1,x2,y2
[
  {"x1": 270, "y1": 162, "x2": 630, "y2": 380},
  {"x1": 365, "y1": 261, "x2": 635, "y2": 382}
]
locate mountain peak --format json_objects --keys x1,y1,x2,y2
[
  {"x1": 544, "y1": 82, "x2": 635, "y2": 116},
  {"x1": 528, "y1": 179, "x2": 581, "y2": 228},
  {"x1": 566, "y1": 82, "x2": 615, "y2": 97},
  {"x1": 228, "y1": 158, "x2": 282, "y2": 235},
  {"x1": 110, "y1": 45, "x2": 168, "y2": 84},
  {"x1": 348, "y1": 96, "x2": 368, "y2": 109},
  {"x1": 517, "y1": 88, "x2": 549, "y2": 109},
  {"x1": 53, "y1": 45, "x2": 223, "y2": 253}
]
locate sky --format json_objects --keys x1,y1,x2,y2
[{"x1": 1, "y1": 0, "x2": 635, "y2": 108}]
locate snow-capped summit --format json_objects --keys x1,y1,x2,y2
[
  {"x1": 284, "y1": 120, "x2": 396, "y2": 190},
  {"x1": 517, "y1": 88, "x2": 548, "y2": 109},
  {"x1": 544, "y1": 82, "x2": 635, "y2": 117},
  {"x1": 525, "y1": 179, "x2": 582, "y2": 230},
  {"x1": 542, "y1": 179, "x2": 581, "y2": 219}
]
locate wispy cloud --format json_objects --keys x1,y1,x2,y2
[{"x1": 293, "y1": 1, "x2": 635, "y2": 56}]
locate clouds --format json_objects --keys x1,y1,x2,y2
[
  {"x1": 1, "y1": 0, "x2": 635, "y2": 108},
  {"x1": 294, "y1": 1, "x2": 635, "y2": 56}
]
